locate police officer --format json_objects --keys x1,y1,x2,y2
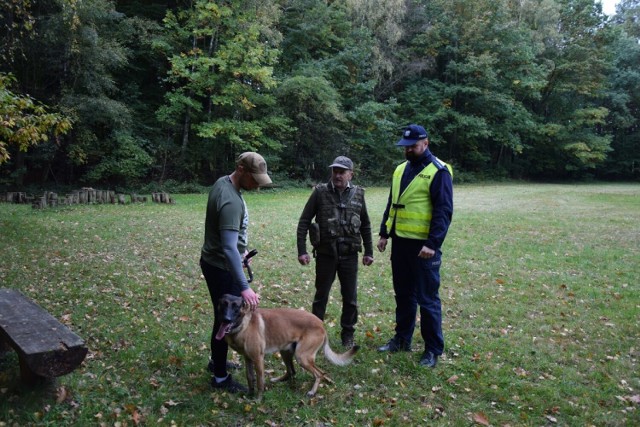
[
  {"x1": 377, "y1": 124, "x2": 453, "y2": 368},
  {"x1": 296, "y1": 156, "x2": 374, "y2": 348}
]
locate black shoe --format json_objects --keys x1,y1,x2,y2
[
  {"x1": 419, "y1": 351, "x2": 438, "y2": 368},
  {"x1": 211, "y1": 374, "x2": 248, "y2": 393},
  {"x1": 377, "y1": 337, "x2": 411, "y2": 352},
  {"x1": 208, "y1": 358, "x2": 242, "y2": 373},
  {"x1": 342, "y1": 335, "x2": 355, "y2": 349}
]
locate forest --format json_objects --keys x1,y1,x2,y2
[{"x1": 1, "y1": 0, "x2": 639, "y2": 190}]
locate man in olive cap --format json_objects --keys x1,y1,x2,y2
[
  {"x1": 296, "y1": 156, "x2": 374, "y2": 348},
  {"x1": 201, "y1": 152, "x2": 272, "y2": 393}
]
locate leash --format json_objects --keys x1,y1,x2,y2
[{"x1": 243, "y1": 249, "x2": 258, "y2": 283}]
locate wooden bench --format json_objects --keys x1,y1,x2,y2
[{"x1": 0, "y1": 288, "x2": 88, "y2": 384}]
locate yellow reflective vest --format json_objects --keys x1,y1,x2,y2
[{"x1": 385, "y1": 159, "x2": 453, "y2": 239}]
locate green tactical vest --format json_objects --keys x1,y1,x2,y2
[{"x1": 313, "y1": 184, "x2": 365, "y2": 255}]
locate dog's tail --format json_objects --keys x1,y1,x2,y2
[{"x1": 323, "y1": 338, "x2": 359, "y2": 366}]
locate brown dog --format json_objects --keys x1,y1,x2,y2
[{"x1": 216, "y1": 294, "x2": 358, "y2": 399}]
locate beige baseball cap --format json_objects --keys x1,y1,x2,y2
[{"x1": 236, "y1": 152, "x2": 273, "y2": 187}]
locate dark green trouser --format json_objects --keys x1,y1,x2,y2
[{"x1": 312, "y1": 252, "x2": 359, "y2": 337}]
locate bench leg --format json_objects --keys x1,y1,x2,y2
[
  {"x1": 0, "y1": 337, "x2": 9, "y2": 353},
  {"x1": 18, "y1": 355, "x2": 47, "y2": 385}
]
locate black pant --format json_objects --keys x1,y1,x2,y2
[
  {"x1": 312, "y1": 252, "x2": 359, "y2": 336},
  {"x1": 200, "y1": 257, "x2": 241, "y2": 378}
]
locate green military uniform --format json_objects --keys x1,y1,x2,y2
[{"x1": 296, "y1": 181, "x2": 374, "y2": 342}]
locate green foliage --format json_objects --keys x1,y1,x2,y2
[
  {"x1": 84, "y1": 132, "x2": 153, "y2": 185},
  {"x1": 0, "y1": 0, "x2": 35, "y2": 65},
  {"x1": 346, "y1": 99, "x2": 401, "y2": 182},
  {"x1": 137, "y1": 179, "x2": 208, "y2": 195},
  {"x1": 0, "y1": 0, "x2": 153, "y2": 187},
  {"x1": 275, "y1": 74, "x2": 345, "y2": 180},
  {"x1": 398, "y1": 0, "x2": 548, "y2": 170},
  {"x1": 600, "y1": 2, "x2": 640, "y2": 179},
  {"x1": 276, "y1": 0, "x2": 399, "y2": 182},
  {"x1": 277, "y1": 0, "x2": 350, "y2": 73},
  {"x1": 1, "y1": 0, "x2": 639, "y2": 187},
  {"x1": 0, "y1": 73, "x2": 72, "y2": 164},
  {"x1": 524, "y1": 0, "x2": 615, "y2": 177},
  {"x1": 345, "y1": 0, "x2": 407, "y2": 98},
  {"x1": 156, "y1": 0, "x2": 284, "y2": 180}
]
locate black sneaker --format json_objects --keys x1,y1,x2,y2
[
  {"x1": 211, "y1": 374, "x2": 248, "y2": 393},
  {"x1": 419, "y1": 351, "x2": 438, "y2": 368},
  {"x1": 377, "y1": 337, "x2": 411, "y2": 352},
  {"x1": 207, "y1": 357, "x2": 242, "y2": 373}
]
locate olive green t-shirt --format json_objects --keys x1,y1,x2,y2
[{"x1": 201, "y1": 176, "x2": 248, "y2": 270}]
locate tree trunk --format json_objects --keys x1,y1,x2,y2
[{"x1": 181, "y1": 105, "x2": 191, "y2": 155}]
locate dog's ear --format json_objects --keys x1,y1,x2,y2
[{"x1": 240, "y1": 298, "x2": 251, "y2": 314}]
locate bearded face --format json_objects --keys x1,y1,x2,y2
[{"x1": 404, "y1": 139, "x2": 428, "y2": 161}]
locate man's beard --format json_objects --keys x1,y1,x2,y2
[{"x1": 405, "y1": 151, "x2": 419, "y2": 162}]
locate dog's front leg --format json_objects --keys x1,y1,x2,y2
[
  {"x1": 244, "y1": 357, "x2": 256, "y2": 395},
  {"x1": 254, "y1": 352, "x2": 266, "y2": 401}
]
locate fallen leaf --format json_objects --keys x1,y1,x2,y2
[
  {"x1": 132, "y1": 410, "x2": 142, "y2": 426},
  {"x1": 56, "y1": 386, "x2": 68, "y2": 404},
  {"x1": 618, "y1": 394, "x2": 640, "y2": 404},
  {"x1": 472, "y1": 412, "x2": 490, "y2": 426},
  {"x1": 168, "y1": 356, "x2": 183, "y2": 367},
  {"x1": 514, "y1": 367, "x2": 528, "y2": 377}
]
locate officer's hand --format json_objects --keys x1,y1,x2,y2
[
  {"x1": 362, "y1": 255, "x2": 374, "y2": 266},
  {"x1": 377, "y1": 237, "x2": 388, "y2": 252},
  {"x1": 298, "y1": 254, "x2": 311, "y2": 265},
  {"x1": 419, "y1": 246, "x2": 435, "y2": 259}
]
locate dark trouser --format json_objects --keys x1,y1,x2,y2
[
  {"x1": 390, "y1": 237, "x2": 444, "y2": 355},
  {"x1": 312, "y1": 252, "x2": 359, "y2": 337},
  {"x1": 200, "y1": 257, "x2": 241, "y2": 378}
]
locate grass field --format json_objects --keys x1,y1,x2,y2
[{"x1": 1, "y1": 183, "x2": 638, "y2": 426}]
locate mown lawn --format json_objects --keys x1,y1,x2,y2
[{"x1": 1, "y1": 183, "x2": 638, "y2": 426}]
